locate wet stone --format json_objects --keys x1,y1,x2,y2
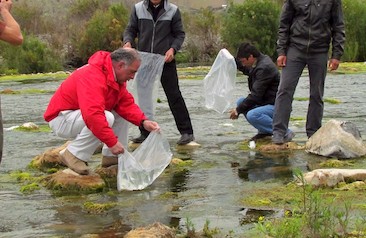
[
  {"x1": 124, "y1": 222, "x2": 175, "y2": 238},
  {"x1": 43, "y1": 169, "x2": 106, "y2": 193}
]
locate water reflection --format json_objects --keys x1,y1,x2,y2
[
  {"x1": 238, "y1": 151, "x2": 293, "y2": 182},
  {"x1": 170, "y1": 169, "x2": 189, "y2": 192}
]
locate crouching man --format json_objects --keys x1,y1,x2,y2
[{"x1": 44, "y1": 48, "x2": 160, "y2": 175}]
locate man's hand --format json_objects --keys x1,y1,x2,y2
[
  {"x1": 142, "y1": 120, "x2": 160, "y2": 132},
  {"x1": 123, "y1": 42, "x2": 132, "y2": 48},
  {"x1": 328, "y1": 59, "x2": 340, "y2": 71},
  {"x1": 110, "y1": 141, "x2": 125, "y2": 155},
  {"x1": 164, "y1": 48, "x2": 175, "y2": 63},
  {"x1": 277, "y1": 55, "x2": 287, "y2": 68},
  {"x1": 229, "y1": 109, "x2": 239, "y2": 120}
]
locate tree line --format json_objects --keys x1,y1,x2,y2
[{"x1": 0, "y1": 0, "x2": 365, "y2": 74}]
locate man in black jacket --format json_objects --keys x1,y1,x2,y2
[
  {"x1": 230, "y1": 43, "x2": 294, "y2": 142},
  {"x1": 272, "y1": 0, "x2": 345, "y2": 144},
  {"x1": 123, "y1": 0, "x2": 195, "y2": 145}
]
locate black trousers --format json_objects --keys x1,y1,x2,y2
[{"x1": 140, "y1": 60, "x2": 193, "y2": 136}]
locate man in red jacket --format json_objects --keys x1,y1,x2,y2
[{"x1": 44, "y1": 48, "x2": 160, "y2": 175}]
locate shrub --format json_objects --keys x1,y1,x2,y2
[
  {"x1": 70, "y1": 3, "x2": 129, "y2": 65},
  {"x1": 0, "y1": 34, "x2": 62, "y2": 74},
  {"x1": 342, "y1": 0, "x2": 366, "y2": 62},
  {"x1": 182, "y1": 8, "x2": 223, "y2": 63},
  {"x1": 222, "y1": 0, "x2": 281, "y2": 60}
]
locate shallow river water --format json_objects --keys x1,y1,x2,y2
[{"x1": 0, "y1": 71, "x2": 366, "y2": 237}]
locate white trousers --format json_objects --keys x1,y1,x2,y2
[{"x1": 49, "y1": 110, "x2": 129, "y2": 162}]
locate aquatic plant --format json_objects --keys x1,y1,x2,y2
[
  {"x1": 254, "y1": 169, "x2": 361, "y2": 237},
  {"x1": 83, "y1": 201, "x2": 117, "y2": 214}
]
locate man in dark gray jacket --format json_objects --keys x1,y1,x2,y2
[
  {"x1": 272, "y1": 0, "x2": 345, "y2": 144},
  {"x1": 123, "y1": 0, "x2": 195, "y2": 145}
]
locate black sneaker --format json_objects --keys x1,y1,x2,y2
[
  {"x1": 249, "y1": 133, "x2": 272, "y2": 141},
  {"x1": 131, "y1": 134, "x2": 147, "y2": 143},
  {"x1": 177, "y1": 134, "x2": 194, "y2": 145}
]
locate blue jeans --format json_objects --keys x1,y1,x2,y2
[{"x1": 237, "y1": 97, "x2": 274, "y2": 134}]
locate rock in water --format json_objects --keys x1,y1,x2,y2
[
  {"x1": 124, "y1": 222, "x2": 175, "y2": 238},
  {"x1": 305, "y1": 119, "x2": 366, "y2": 158}
]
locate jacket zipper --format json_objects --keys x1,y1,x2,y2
[{"x1": 150, "y1": 8, "x2": 167, "y2": 53}]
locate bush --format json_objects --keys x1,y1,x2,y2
[
  {"x1": 342, "y1": 0, "x2": 366, "y2": 62},
  {"x1": 222, "y1": 0, "x2": 281, "y2": 60},
  {"x1": 0, "y1": 34, "x2": 62, "y2": 74},
  {"x1": 70, "y1": 3, "x2": 129, "y2": 64},
  {"x1": 182, "y1": 8, "x2": 223, "y2": 63}
]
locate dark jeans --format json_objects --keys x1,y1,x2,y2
[
  {"x1": 273, "y1": 47, "x2": 328, "y2": 138},
  {"x1": 140, "y1": 60, "x2": 193, "y2": 135}
]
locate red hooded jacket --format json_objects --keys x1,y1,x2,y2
[{"x1": 44, "y1": 51, "x2": 147, "y2": 147}]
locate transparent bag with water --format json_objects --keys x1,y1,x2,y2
[
  {"x1": 203, "y1": 49, "x2": 237, "y2": 114},
  {"x1": 117, "y1": 131, "x2": 172, "y2": 191}
]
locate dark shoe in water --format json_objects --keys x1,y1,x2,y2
[
  {"x1": 177, "y1": 134, "x2": 195, "y2": 145},
  {"x1": 249, "y1": 133, "x2": 272, "y2": 141},
  {"x1": 131, "y1": 134, "x2": 148, "y2": 143},
  {"x1": 284, "y1": 130, "x2": 295, "y2": 143},
  {"x1": 272, "y1": 130, "x2": 295, "y2": 145}
]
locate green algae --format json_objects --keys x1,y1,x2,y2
[
  {"x1": 1, "y1": 89, "x2": 54, "y2": 94},
  {"x1": 83, "y1": 201, "x2": 117, "y2": 214},
  {"x1": 335, "y1": 62, "x2": 366, "y2": 74},
  {"x1": 10, "y1": 170, "x2": 46, "y2": 194},
  {"x1": 0, "y1": 72, "x2": 68, "y2": 83},
  {"x1": 319, "y1": 159, "x2": 355, "y2": 168},
  {"x1": 294, "y1": 97, "x2": 341, "y2": 104},
  {"x1": 20, "y1": 182, "x2": 40, "y2": 194},
  {"x1": 15, "y1": 124, "x2": 51, "y2": 133}
]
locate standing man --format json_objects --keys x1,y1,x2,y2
[
  {"x1": 272, "y1": 0, "x2": 345, "y2": 144},
  {"x1": 44, "y1": 48, "x2": 160, "y2": 175},
  {"x1": 0, "y1": 0, "x2": 23, "y2": 164},
  {"x1": 123, "y1": 0, "x2": 195, "y2": 145},
  {"x1": 230, "y1": 43, "x2": 294, "y2": 142}
]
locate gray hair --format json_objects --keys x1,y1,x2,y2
[{"x1": 110, "y1": 48, "x2": 141, "y2": 66}]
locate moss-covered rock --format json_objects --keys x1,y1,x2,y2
[
  {"x1": 43, "y1": 169, "x2": 106, "y2": 194},
  {"x1": 29, "y1": 142, "x2": 69, "y2": 172},
  {"x1": 124, "y1": 222, "x2": 175, "y2": 238}
]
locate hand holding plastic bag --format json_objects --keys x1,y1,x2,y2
[{"x1": 117, "y1": 131, "x2": 172, "y2": 191}]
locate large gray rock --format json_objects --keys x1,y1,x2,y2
[{"x1": 305, "y1": 119, "x2": 366, "y2": 158}]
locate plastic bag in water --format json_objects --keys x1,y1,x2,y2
[
  {"x1": 203, "y1": 49, "x2": 236, "y2": 114},
  {"x1": 117, "y1": 131, "x2": 172, "y2": 191}
]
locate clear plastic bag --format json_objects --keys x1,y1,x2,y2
[
  {"x1": 203, "y1": 49, "x2": 237, "y2": 114},
  {"x1": 127, "y1": 51, "x2": 165, "y2": 120},
  {"x1": 117, "y1": 131, "x2": 172, "y2": 191}
]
